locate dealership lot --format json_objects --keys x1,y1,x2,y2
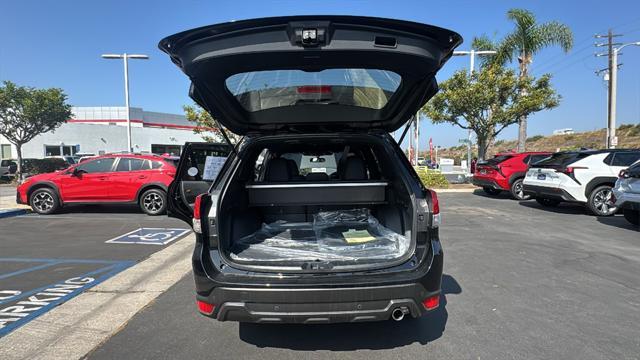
[
  {"x1": 0, "y1": 205, "x2": 190, "y2": 336},
  {"x1": 83, "y1": 192, "x2": 639, "y2": 359}
]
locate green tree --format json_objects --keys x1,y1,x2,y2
[
  {"x1": 0, "y1": 81, "x2": 72, "y2": 179},
  {"x1": 422, "y1": 65, "x2": 559, "y2": 160},
  {"x1": 183, "y1": 104, "x2": 242, "y2": 144},
  {"x1": 492, "y1": 9, "x2": 573, "y2": 152}
]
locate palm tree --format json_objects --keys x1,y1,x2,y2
[{"x1": 494, "y1": 9, "x2": 573, "y2": 152}]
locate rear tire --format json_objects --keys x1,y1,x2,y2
[
  {"x1": 536, "y1": 198, "x2": 561, "y2": 207},
  {"x1": 510, "y1": 178, "x2": 530, "y2": 200},
  {"x1": 587, "y1": 185, "x2": 617, "y2": 216},
  {"x1": 139, "y1": 189, "x2": 167, "y2": 216},
  {"x1": 29, "y1": 188, "x2": 60, "y2": 215},
  {"x1": 623, "y1": 209, "x2": 639, "y2": 226},
  {"x1": 483, "y1": 187, "x2": 501, "y2": 196}
]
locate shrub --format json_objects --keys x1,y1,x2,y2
[
  {"x1": 23, "y1": 158, "x2": 69, "y2": 176},
  {"x1": 527, "y1": 135, "x2": 544, "y2": 142},
  {"x1": 416, "y1": 169, "x2": 449, "y2": 189},
  {"x1": 494, "y1": 140, "x2": 505, "y2": 146},
  {"x1": 626, "y1": 124, "x2": 640, "y2": 137}
]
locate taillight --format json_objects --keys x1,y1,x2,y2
[
  {"x1": 561, "y1": 166, "x2": 588, "y2": 175},
  {"x1": 429, "y1": 189, "x2": 440, "y2": 228},
  {"x1": 193, "y1": 194, "x2": 204, "y2": 234},
  {"x1": 429, "y1": 189, "x2": 440, "y2": 214},
  {"x1": 422, "y1": 295, "x2": 440, "y2": 310},
  {"x1": 196, "y1": 300, "x2": 215, "y2": 315}
]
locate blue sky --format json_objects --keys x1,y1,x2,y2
[{"x1": 1, "y1": 0, "x2": 639, "y2": 149}]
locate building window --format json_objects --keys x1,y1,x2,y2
[
  {"x1": 45, "y1": 145, "x2": 78, "y2": 157},
  {"x1": 1, "y1": 144, "x2": 11, "y2": 159}
]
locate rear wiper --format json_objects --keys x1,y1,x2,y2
[{"x1": 293, "y1": 99, "x2": 339, "y2": 105}]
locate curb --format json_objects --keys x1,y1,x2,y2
[
  {"x1": 0, "y1": 208, "x2": 30, "y2": 219},
  {"x1": 0, "y1": 233, "x2": 194, "y2": 360},
  {"x1": 433, "y1": 188, "x2": 476, "y2": 193}
]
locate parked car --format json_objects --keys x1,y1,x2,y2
[
  {"x1": 16, "y1": 154, "x2": 177, "y2": 215},
  {"x1": 612, "y1": 161, "x2": 640, "y2": 226},
  {"x1": 472, "y1": 152, "x2": 552, "y2": 200},
  {"x1": 160, "y1": 15, "x2": 459, "y2": 323},
  {"x1": 46, "y1": 155, "x2": 77, "y2": 165},
  {"x1": 1, "y1": 159, "x2": 17, "y2": 178},
  {"x1": 523, "y1": 149, "x2": 640, "y2": 216}
]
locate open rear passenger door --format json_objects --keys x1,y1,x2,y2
[{"x1": 168, "y1": 142, "x2": 232, "y2": 224}]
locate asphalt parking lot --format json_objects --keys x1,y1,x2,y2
[
  {"x1": 0, "y1": 205, "x2": 190, "y2": 336},
  {"x1": 85, "y1": 192, "x2": 639, "y2": 359}
]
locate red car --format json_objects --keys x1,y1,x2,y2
[
  {"x1": 17, "y1": 154, "x2": 177, "y2": 215},
  {"x1": 472, "y1": 152, "x2": 552, "y2": 200}
]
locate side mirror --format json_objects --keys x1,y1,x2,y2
[{"x1": 70, "y1": 167, "x2": 84, "y2": 176}]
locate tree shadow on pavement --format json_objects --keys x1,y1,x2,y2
[{"x1": 238, "y1": 274, "x2": 461, "y2": 350}]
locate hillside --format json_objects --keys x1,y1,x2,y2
[{"x1": 434, "y1": 124, "x2": 640, "y2": 163}]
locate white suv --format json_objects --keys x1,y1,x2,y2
[{"x1": 523, "y1": 149, "x2": 640, "y2": 216}]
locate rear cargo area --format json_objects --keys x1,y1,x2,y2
[
  {"x1": 214, "y1": 136, "x2": 416, "y2": 270},
  {"x1": 229, "y1": 208, "x2": 409, "y2": 263}
]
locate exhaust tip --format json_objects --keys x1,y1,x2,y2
[{"x1": 391, "y1": 308, "x2": 406, "y2": 321}]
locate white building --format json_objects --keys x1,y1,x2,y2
[{"x1": 0, "y1": 106, "x2": 214, "y2": 159}]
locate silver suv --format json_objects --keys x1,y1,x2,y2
[{"x1": 613, "y1": 161, "x2": 640, "y2": 226}]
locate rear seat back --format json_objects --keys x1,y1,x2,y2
[
  {"x1": 264, "y1": 158, "x2": 290, "y2": 182},
  {"x1": 340, "y1": 156, "x2": 368, "y2": 180}
]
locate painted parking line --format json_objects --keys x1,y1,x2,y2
[
  {"x1": 0, "y1": 258, "x2": 134, "y2": 337},
  {"x1": 105, "y1": 228, "x2": 191, "y2": 245}
]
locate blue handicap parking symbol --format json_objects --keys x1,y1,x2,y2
[{"x1": 105, "y1": 228, "x2": 191, "y2": 245}]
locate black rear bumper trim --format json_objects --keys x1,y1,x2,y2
[
  {"x1": 472, "y1": 177, "x2": 503, "y2": 190},
  {"x1": 523, "y1": 184, "x2": 577, "y2": 202},
  {"x1": 200, "y1": 282, "x2": 437, "y2": 323}
]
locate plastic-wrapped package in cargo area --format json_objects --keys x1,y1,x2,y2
[{"x1": 229, "y1": 209, "x2": 409, "y2": 263}]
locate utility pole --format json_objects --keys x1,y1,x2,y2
[
  {"x1": 415, "y1": 112, "x2": 420, "y2": 166},
  {"x1": 595, "y1": 30, "x2": 622, "y2": 148},
  {"x1": 453, "y1": 49, "x2": 496, "y2": 172}
]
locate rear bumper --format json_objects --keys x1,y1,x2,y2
[
  {"x1": 472, "y1": 177, "x2": 506, "y2": 190},
  {"x1": 206, "y1": 283, "x2": 437, "y2": 323},
  {"x1": 522, "y1": 184, "x2": 577, "y2": 202},
  {"x1": 613, "y1": 190, "x2": 640, "y2": 210},
  {"x1": 192, "y1": 240, "x2": 443, "y2": 323}
]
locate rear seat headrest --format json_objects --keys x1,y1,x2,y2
[
  {"x1": 286, "y1": 159, "x2": 300, "y2": 176},
  {"x1": 265, "y1": 158, "x2": 290, "y2": 182},
  {"x1": 342, "y1": 156, "x2": 368, "y2": 180}
]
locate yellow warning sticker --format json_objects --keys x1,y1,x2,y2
[{"x1": 342, "y1": 229, "x2": 376, "y2": 244}]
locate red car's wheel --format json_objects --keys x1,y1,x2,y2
[{"x1": 29, "y1": 187, "x2": 60, "y2": 215}]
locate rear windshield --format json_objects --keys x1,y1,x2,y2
[
  {"x1": 533, "y1": 152, "x2": 588, "y2": 168},
  {"x1": 225, "y1": 68, "x2": 401, "y2": 112},
  {"x1": 483, "y1": 155, "x2": 513, "y2": 166}
]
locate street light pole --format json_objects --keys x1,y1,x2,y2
[
  {"x1": 101, "y1": 53, "x2": 149, "y2": 152},
  {"x1": 609, "y1": 41, "x2": 640, "y2": 148},
  {"x1": 453, "y1": 49, "x2": 497, "y2": 169}
]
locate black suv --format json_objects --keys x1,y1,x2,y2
[{"x1": 161, "y1": 16, "x2": 461, "y2": 323}]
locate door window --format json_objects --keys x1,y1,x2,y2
[
  {"x1": 611, "y1": 152, "x2": 640, "y2": 167},
  {"x1": 115, "y1": 158, "x2": 147, "y2": 172},
  {"x1": 76, "y1": 158, "x2": 115, "y2": 173}
]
